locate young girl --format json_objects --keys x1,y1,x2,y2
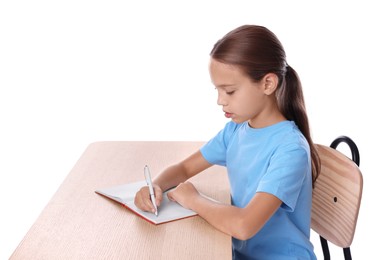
[{"x1": 135, "y1": 25, "x2": 320, "y2": 259}]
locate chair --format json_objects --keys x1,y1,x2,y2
[{"x1": 311, "y1": 136, "x2": 363, "y2": 260}]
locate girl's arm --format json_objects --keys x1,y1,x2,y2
[
  {"x1": 168, "y1": 183, "x2": 282, "y2": 240},
  {"x1": 153, "y1": 150, "x2": 212, "y2": 191},
  {"x1": 134, "y1": 150, "x2": 212, "y2": 213}
]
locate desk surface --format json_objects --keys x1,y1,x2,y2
[{"x1": 11, "y1": 141, "x2": 231, "y2": 260}]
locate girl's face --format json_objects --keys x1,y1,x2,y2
[{"x1": 209, "y1": 58, "x2": 280, "y2": 128}]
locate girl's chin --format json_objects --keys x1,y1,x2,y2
[{"x1": 230, "y1": 118, "x2": 246, "y2": 124}]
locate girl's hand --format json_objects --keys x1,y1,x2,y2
[
  {"x1": 167, "y1": 182, "x2": 199, "y2": 209},
  {"x1": 134, "y1": 184, "x2": 163, "y2": 213}
]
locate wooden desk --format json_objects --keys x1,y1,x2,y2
[{"x1": 11, "y1": 142, "x2": 231, "y2": 260}]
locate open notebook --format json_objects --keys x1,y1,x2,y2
[{"x1": 95, "y1": 181, "x2": 197, "y2": 225}]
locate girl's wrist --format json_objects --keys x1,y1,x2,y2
[{"x1": 189, "y1": 192, "x2": 205, "y2": 212}]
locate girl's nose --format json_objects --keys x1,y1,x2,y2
[{"x1": 217, "y1": 94, "x2": 227, "y2": 106}]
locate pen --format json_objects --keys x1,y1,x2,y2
[{"x1": 144, "y1": 165, "x2": 158, "y2": 216}]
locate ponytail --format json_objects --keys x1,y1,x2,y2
[{"x1": 278, "y1": 65, "x2": 320, "y2": 185}]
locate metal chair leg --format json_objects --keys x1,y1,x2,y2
[
  {"x1": 343, "y1": 247, "x2": 352, "y2": 260},
  {"x1": 320, "y1": 236, "x2": 330, "y2": 260}
]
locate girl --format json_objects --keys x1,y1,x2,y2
[{"x1": 135, "y1": 25, "x2": 320, "y2": 260}]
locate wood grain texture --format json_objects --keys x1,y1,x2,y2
[
  {"x1": 311, "y1": 144, "x2": 363, "y2": 248},
  {"x1": 11, "y1": 141, "x2": 231, "y2": 260}
]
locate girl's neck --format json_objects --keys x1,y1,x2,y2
[{"x1": 248, "y1": 105, "x2": 286, "y2": 129}]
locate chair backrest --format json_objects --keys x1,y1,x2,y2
[{"x1": 311, "y1": 136, "x2": 363, "y2": 259}]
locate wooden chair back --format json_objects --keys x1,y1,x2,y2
[{"x1": 311, "y1": 136, "x2": 363, "y2": 259}]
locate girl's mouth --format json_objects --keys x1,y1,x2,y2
[{"x1": 224, "y1": 112, "x2": 233, "y2": 118}]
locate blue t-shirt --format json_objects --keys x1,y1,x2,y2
[{"x1": 200, "y1": 121, "x2": 316, "y2": 260}]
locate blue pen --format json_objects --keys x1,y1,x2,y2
[{"x1": 144, "y1": 165, "x2": 158, "y2": 216}]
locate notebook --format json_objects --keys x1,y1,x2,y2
[{"x1": 95, "y1": 181, "x2": 198, "y2": 225}]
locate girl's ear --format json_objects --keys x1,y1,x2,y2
[{"x1": 263, "y1": 73, "x2": 279, "y2": 95}]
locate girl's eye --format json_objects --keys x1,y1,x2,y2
[{"x1": 226, "y1": 91, "x2": 235, "y2": 95}]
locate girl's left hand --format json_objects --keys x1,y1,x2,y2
[{"x1": 167, "y1": 182, "x2": 199, "y2": 209}]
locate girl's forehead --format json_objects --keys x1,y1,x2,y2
[{"x1": 209, "y1": 59, "x2": 247, "y2": 84}]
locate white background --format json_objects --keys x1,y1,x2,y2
[{"x1": 1, "y1": 1, "x2": 381, "y2": 259}]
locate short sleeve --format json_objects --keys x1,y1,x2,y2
[
  {"x1": 257, "y1": 142, "x2": 311, "y2": 212},
  {"x1": 200, "y1": 121, "x2": 239, "y2": 166}
]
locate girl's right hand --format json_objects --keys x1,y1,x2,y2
[{"x1": 134, "y1": 184, "x2": 163, "y2": 213}]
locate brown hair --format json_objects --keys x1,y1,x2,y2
[{"x1": 210, "y1": 25, "x2": 320, "y2": 185}]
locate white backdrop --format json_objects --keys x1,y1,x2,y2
[{"x1": 1, "y1": 1, "x2": 381, "y2": 259}]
